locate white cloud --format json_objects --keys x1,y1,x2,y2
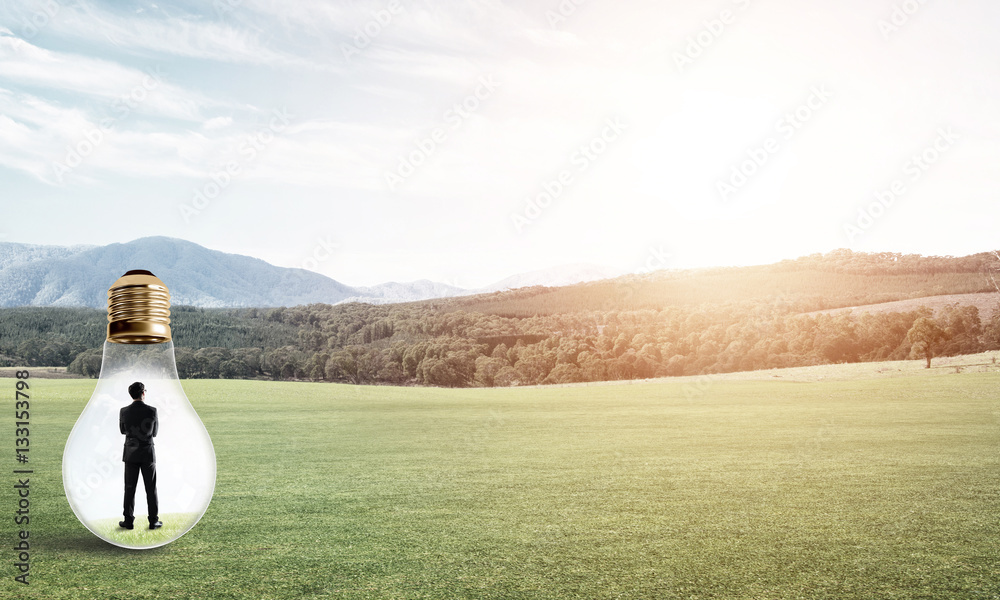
[
  {"x1": 244, "y1": 0, "x2": 573, "y2": 70},
  {"x1": 0, "y1": 2, "x2": 321, "y2": 68},
  {"x1": 0, "y1": 30, "x2": 211, "y2": 121},
  {"x1": 0, "y1": 85, "x2": 400, "y2": 191},
  {"x1": 203, "y1": 116, "x2": 233, "y2": 130},
  {"x1": 0, "y1": 87, "x2": 218, "y2": 184}
]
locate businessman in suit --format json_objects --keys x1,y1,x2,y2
[{"x1": 119, "y1": 381, "x2": 162, "y2": 530}]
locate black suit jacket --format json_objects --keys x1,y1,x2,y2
[{"x1": 120, "y1": 400, "x2": 158, "y2": 463}]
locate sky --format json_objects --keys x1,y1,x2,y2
[{"x1": 0, "y1": 0, "x2": 997, "y2": 288}]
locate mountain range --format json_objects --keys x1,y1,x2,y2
[{"x1": 0, "y1": 237, "x2": 624, "y2": 308}]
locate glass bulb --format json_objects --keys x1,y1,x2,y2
[{"x1": 62, "y1": 271, "x2": 216, "y2": 549}]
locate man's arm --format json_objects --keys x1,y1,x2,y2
[
  {"x1": 120, "y1": 407, "x2": 126, "y2": 435},
  {"x1": 150, "y1": 407, "x2": 158, "y2": 438}
]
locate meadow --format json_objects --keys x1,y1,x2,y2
[{"x1": 2, "y1": 356, "x2": 998, "y2": 599}]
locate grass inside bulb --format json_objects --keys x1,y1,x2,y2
[{"x1": 62, "y1": 271, "x2": 216, "y2": 549}]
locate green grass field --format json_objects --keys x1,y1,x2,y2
[{"x1": 2, "y1": 357, "x2": 999, "y2": 599}]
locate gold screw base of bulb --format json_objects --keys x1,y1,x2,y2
[{"x1": 107, "y1": 270, "x2": 172, "y2": 344}]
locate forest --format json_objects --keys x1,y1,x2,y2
[{"x1": 1, "y1": 250, "x2": 998, "y2": 386}]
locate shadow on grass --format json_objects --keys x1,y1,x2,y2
[
  {"x1": 44, "y1": 533, "x2": 122, "y2": 553},
  {"x1": 45, "y1": 513, "x2": 198, "y2": 552},
  {"x1": 42, "y1": 532, "x2": 175, "y2": 555}
]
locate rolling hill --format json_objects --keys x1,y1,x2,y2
[{"x1": 432, "y1": 250, "x2": 1000, "y2": 316}]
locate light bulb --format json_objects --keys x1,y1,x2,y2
[{"x1": 62, "y1": 270, "x2": 216, "y2": 549}]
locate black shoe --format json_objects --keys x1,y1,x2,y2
[
  {"x1": 149, "y1": 521, "x2": 162, "y2": 530},
  {"x1": 119, "y1": 521, "x2": 134, "y2": 530}
]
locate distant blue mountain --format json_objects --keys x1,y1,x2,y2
[
  {"x1": 0, "y1": 237, "x2": 357, "y2": 308},
  {"x1": 0, "y1": 241, "x2": 96, "y2": 270}
]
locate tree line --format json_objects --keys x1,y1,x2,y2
[
  {"x1": 33, "y1": 299, "x2": 1000, "y2": 386},
  {"x1": 0, "y1": 249, "x2": 997, "y2": 386}
]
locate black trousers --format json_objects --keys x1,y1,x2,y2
[{"x1": 123, "y1": 461, "x2": 158, "y2": 524}]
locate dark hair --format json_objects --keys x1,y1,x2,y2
[{"x1": 128, "y1": 381, "x2": 145, "y2": 399}]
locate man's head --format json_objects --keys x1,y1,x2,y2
[{"x1": 128, "y1": 381, "x2": 145, "y2": 400}]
